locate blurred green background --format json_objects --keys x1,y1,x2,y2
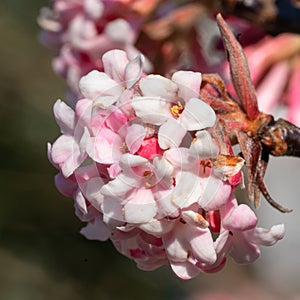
[{"x1": 1, "y1": 1, "x2": 299, "y2": 299}]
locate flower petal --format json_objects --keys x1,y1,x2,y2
[
  {"x1": 80, "y1": 216, "x2": 111, "y2": 241},
  {"x1": 189, "y1": 130, "x2": 218, "y2": 158},
  {"x1": 179, "y1": 98, "x2": 216, "y2": 131},
  {"x1": 245, "y1": 224, "x2": 285, "y2": 246},
  {"x1": 125, "y1": 54, "x2": 144, "y2": 89},
  {"x1": 124, "y1": 189, "x2": 157, "y2": 223},
  {"x1": 187, "y1": 228, "x2": 217, "y2": 264},
  {"x1": 139, "y1": 74, "x2": 178, "y2": 98},
  {"x1": 198, "y1": 176, "x2": 232, "y2": 211},
  {"x1": 170, "y1": 262, "x2": 200, "y2": 280},
  {"x1": 230, "y1": 232, "x2": 260, "y2": 264},
  {"x1": 85, "y1": 177, "x2": 105, "y2": 210},
  {"x1": 125, "y1": 123, "x2": 146, "y2": 154},
  {"x1": 79, "y1": 70, "x2": 122, "y2": 99},
  {"x1": 53, "y1": 99, "x2": 75, "y2": 134},
  {"x1": 158, "y1": 118, "x2": 186, "y2": 150},
  {"x1": 222, "y1": 204, "x2": 258, "y2": 231},
  {"x1": 132, "y1": 96, "x2": 172, "y2": 125},
  {"x1": 102, "y1": 49, "x2": 129, "y2": 83},
  {"x1": 172, "y1": 71, "x2": 202, "y2": 102}
]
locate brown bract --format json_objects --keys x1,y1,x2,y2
[{"x1": 199, "y1": 14, "x2": 298, "y2": 212}]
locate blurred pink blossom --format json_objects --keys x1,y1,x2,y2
[{"x1": 38, "y1": 0, "x2": 155, "y2": 103}]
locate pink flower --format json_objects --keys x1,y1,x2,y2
[
  {"x1": 220, "y1": 194, "x2": 285, "y2": 264},
  {"x1": 48, "y1": 98, "x2": 91, "y2": 177}
]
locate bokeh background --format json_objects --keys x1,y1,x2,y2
[{"x1": 1, "y1": 1, "x2": 300, "y2": 299}]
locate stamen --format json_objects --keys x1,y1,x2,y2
[{"x1": 171, "y1": 101, "x2": 183, "y2": 117}]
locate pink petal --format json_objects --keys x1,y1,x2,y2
[
  {"x1": 125, "y1": 123, "x2": 146, "y2": 154},
  {"x1": 74, "y1": 189, "x2": 88, "y2": 215},
  {"x1": 170, "y1": 262, "x2": 200, "y2": 280},
  {"x1": 51, "y1": 135, "x2": 86, "y2": 177},
  {"x1": 171, "y1": 71, "x2": 202, "y2": 102},
  {"x1": 80, "y1": 216, "x2": 111, "y2": 241},
  {"x1": 230, "y1": 232, "x2": 260, "y2": 264},
  {"x1": 102, "y1": 196, "x2": 125, "y2": 225},
  {"x1": 85, "y1": 177, "x2": 105, "y2": 210},
  {"x1": 54, "y1": 173, "x2": 77, "y2": 197},
  {"x1": 86, "y1": 134, "x2": 123, "y2": 164},
  {"x1": 179, "y1": 98, "x2": 216, "y2": 131},
  {"x1": 198, "y1": 176, "x2": 232, "y2": 211},
  {"x1": 222, "y1": 204, "x2": 258, "y2": 231}
]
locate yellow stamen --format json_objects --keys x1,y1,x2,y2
[{"x1": 171, "y1": 102, "x2": 183, "y2": 117}]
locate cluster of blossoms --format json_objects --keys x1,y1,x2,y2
[
  {"x1": 38, "y1": 0, "x2": 156, "y2": 102},
  {"x1": 48, "y1": 50, "x2": 284, "y2": 278}
]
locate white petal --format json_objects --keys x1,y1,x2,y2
[
  {"x1": 189, "y1": 130, "x2": 218, "y2": 158},
  {"x1": 53, "y1": 99, "x2": 75, "y2": 134},
  {"x1": 79, "y1": 70, "x2": 122, "y2": 99},
  {"x1": 125, "y1": 54, "x2": 144, "y2": 89},
  {"x1": 155, "y1": 188, "x2": 180, "y2": 219},
  {"x1": 119, "y1": 153, "x2": 149, "y2": 169},
  {"x1": 158, "y1": 118, "x2": 186, "y2": 150},
  {"x1": 100, "y1": 174, "x2": 137, "y2": 198},
  {"x1": 131, "y1": 96, "x2": 172, "y2": 125},
  {"x1": 172, "y1": 171, "x2": 202, "y2": 208},
  {"x1": 139, "y1": 219, "x2": 173, "y2": 237},
  {"x1": 124, "y1": 189, "x2": 157, "y2": 223},
  {"x1": 153, "y1": 157, "x2": 174, "y2": 188},
  {"x1": 93, "y1": 95, "x2": 118, "y2": 108},
  {"x1": 187, "y1": 228, "x2": 217, "y2": 264},
  {"x1": 139, "y1": 74, "x2": 178, "y2": 98},
  {"x1": 179, "y1": 98, "x2": 216, "y2": 130},
  {"x1": 245, "y1": 224, "x2": 285, "y2": 246},
  {"x1": 171, "y1": 71, "x2": 202, "y2": 102},
  {"x1": 102, "y1": 49, "x2": 129, "y2": 83}
]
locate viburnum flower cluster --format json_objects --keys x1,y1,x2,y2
[{"x1": 48, "y1": 49, "x2": 284, "y2": 279}]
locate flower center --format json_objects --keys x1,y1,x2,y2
[{"x1": 170, "y1": 102, "x2": 183, "y2": 117}]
